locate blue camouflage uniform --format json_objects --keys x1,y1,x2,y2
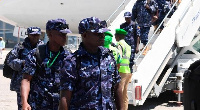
[
  {"x1": 60, "y1": 43, "x2": 121, "y2": 109},
  {"x1": 21, "y1": 43, "x2": 70, "y2": 110},
  {"x1": 7, "y1": 27, "x2": 43, "y2": 110},
  {"x1": 60, "y1": 17, "x2": 121, "y2": 109},
  {"x1": 21, "y1": 19, "x2": 72, "y2": 110},
  {"x1": 154, "y1": 0, "x2": 166, "y2": 29},
  {"x1": 132, "y1": 0, "x2": 158, "y2": 45},
  {"x1": 120, "y1": 13, "x2": 140, "y2": 72}
]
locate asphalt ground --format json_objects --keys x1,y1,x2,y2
[
  {"x1": 0, "y1": 48, "x2": 17, "y2": 110},
  {"x1": 0, "y1": 48, "x2": 183, "y2": 110}
]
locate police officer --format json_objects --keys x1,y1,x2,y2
[
  {"x1": 132, "y1": 0, "x2": 158, "y2": 55},
  {"x1": 153, "y1": 0, "x2": 166, "y2": 33},
  {"x1": 115, "y1": 29, "x2": 132, "y2": 110},
  {"x1": 104, "y1": 31, "x2": 121, "y2": 69},
  {"x1": 20, "y1": 18, "x2": 71, "y2": 110},
  {"x1": 7, "y1": 27, "x2": 43, "y2": 110},
  {"x1": 0, "y1": 37, "x2": 5, "y2": 59},
  {"x1": 59, "y1": 17, "x2": 123, "y2": 110},
  {"x1": 120, "y1": 11, "x2": 140, "y2": 73}
]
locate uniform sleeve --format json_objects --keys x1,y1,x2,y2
[
  {"x1": 21, "y1": 49, "x2": 37, "y2": 76},
  {"x1": 135, "y1": 24, "x2": 141, "y2": 37},
  {"x1": 113, "y1": 61, "x2": 121, "y2": 85},
  {"x1": 7, "y1": 44, "x2": 25, "y2": 71},
  {"x1": 60, "y1": 54, "x2": 78, "y2": 91},
  {"x1": 131, "y1": 3, "x2": 137, "y2": 21},
  {"x1": 149, "y1": 0, "x2": 158, "y2": 14}
]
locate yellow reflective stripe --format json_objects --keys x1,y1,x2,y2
[
  {"x1": 122, "y1": 55, "x2": 129, "y2": 60},
  {"x1": 120, "y1": 64, "x2": 129, "y2": 66}
]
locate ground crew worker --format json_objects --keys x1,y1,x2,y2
[
  {"x1": 59, "y1": 17, "x2": 123, "y2": 110},
  {"x1": 120, "y1": 11, "x2": 140, "y2": 73},
  {"x1": 132, "y1": 0, "x2": 158, "y2": 55},
  {"x1": 20, "y1": 18, "x2": 71, "y2": 110},
  {"x1": 115, "y1": 29, "x2": 132, "y2": 110},
  {"x1": 0, "y1": 37, "x2": 5, "y2": 59},
  {"x1": 7, "y1": 27, "x2": 43, "y2": 110},
  {"x1": 104, "y1": 31, "x2": 121, "y2": 69}
]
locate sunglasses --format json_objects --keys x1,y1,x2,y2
[
  {"x1": 89, "y1": 20, "x2": 107, "y2": 30},
  {"x1": 54, "y1": 22, "x2": 69, "y2": 30}
]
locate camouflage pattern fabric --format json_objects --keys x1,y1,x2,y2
[
  {"x1": 60, "y1": 43, "x2": 121, "y2": 109},
  {"x1": 7, "y1": 37, "x2": 44, "y2": 109},
  {"x1": 132, "y1": 0, "x2": 158, "y2": 27},
  {"x1": 21, "y1": 42, "x2": 71, "y2": 110}
]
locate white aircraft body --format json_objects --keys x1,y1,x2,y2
[{"x1": 0, "y1": 0, "x2": 128, "y2": 33}]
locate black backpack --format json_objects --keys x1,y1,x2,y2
[
  {"x1": 183, "y1": 59, "x2": 200, "y2": 110},
  {"x1": 3, "y1": 44, "x2": 24, "y2": 79},
  {"x1": 3, "y1": 44, "x2": 46, "y2": 79},
  {"x1": 35, "y1": 44, "x2": 46, "y2": 65}
]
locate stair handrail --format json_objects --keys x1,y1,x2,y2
[
  {"x1": 134, "y1": 0, "x2": 179, "y2": 67},
  {"x1": 106, "y1": 0, "x2": 127, "y2": 25}
]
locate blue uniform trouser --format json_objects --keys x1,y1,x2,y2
[
  {"x1": 140, "y1": 26, "x2": 150, "y2": 45},
  {"x1": 17, "y1": 92, "x2": 22, "y2": 110}
]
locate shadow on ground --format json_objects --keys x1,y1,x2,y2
[
  {"x1": 0, "y1": 64, "x2": 3, "y2": 70},
  {"x1": 128, "y1": 90, "x2": 183, "y2": 110}
]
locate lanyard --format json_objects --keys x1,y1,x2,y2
[{"x1": 46, "y1": 51, "x2": 60, "y2": 68}]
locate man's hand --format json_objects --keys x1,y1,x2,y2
[
  {"x1": 145, "y1": 4, "x2": 150, "y2": 9},
  {"x1": 22, "y1": 60, "x2": 25, "y2": 66},
  {"x1": 135, "y1": 47, "x2": 139, "y2": 54},
  {"x1": 22, "y1": 102, "x2": 31, "y2": 110}
]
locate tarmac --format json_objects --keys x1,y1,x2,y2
[
  {"x1": 0, "y1": 48, "x2": 17, "y2": 110},
  {"x1": 0, "y1": 48, "x2": 183, "y2": 110}
]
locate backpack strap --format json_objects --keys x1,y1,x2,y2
[
  {"x1": 35, "y1": 45, "x2": 46, "y2": 69},
  {"x1": 36, "y1": 45, "x2": 46, "y2": 64},
  {"x1": 71, "y1": 51, "x2": 81, "y2": 87},
  {"x1": 76, "y1": 54, "x2": 81, "y2": 71},
  {"x1": 74, "y1": 51, "x2": 81, "y2": 79},
  {"x1": 18, "y1": 42, "x2": 24, "y2": 59}
]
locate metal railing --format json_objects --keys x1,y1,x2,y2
[
  {"x1": 106, "y1": 0, "x2": 127, "y2": 25},
  {"x1": 134, "y1": 0, "x2": 179, "y2": 68}
]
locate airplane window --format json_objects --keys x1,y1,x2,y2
[
  {"x1": 184, "y1": 36, "x2": 200, "y2": 54},
  {"x1": 192, "y1": 40, "x2": 200, "y2": 53}
]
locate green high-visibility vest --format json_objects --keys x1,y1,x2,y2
[
  {"x1": 118, "y1": 40, "x2": 131, "y2": 73},
  {"x1": 109, "y1": 45, "x2": 121, "y2": 64}
]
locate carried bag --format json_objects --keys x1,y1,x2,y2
[
  {"x1": 3, "y1": 51, "x2": 15, "y2": 78},
  {"x1": 3, "y1": 43, "x2": 24, "y2": 79}
]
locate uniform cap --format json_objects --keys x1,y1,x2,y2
[
  {"x1": 104, "y1": 31, "x2": 113, "y2": 37},
  {"x1": 124, "y1": 12, "x2": 132, "y2": 18},
  {"x1": 78, "y1": 17, "x2": 110, "y2": 34},
  {"x1": 46, "y1": 18, "x2": 72, "y2": 33},
  {"x1": 27, "y1": 27, "x2": 41, "y2": 35},
  {"x1": 115, "y1": 29, "x2": 127, "y2": 35}
]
